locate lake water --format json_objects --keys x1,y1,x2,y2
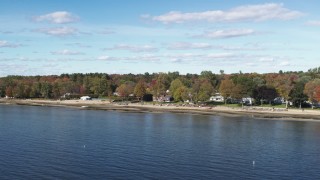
[{"x1": 1, "y1": 104, "x2": 320, "y2": 179}]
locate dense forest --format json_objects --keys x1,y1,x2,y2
[{"x1": 1, "y1": 68, "x2": 320, "y2": 108}]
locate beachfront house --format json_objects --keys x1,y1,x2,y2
[
  {"x1": 242, "y1": 97, "x2": 253, "y2": 105},
  {"x1": 80, "y1": 96, "x2": 92, "y2": 100},
  {"x1": 210, "y1": 93, "x2": 224, "y2": 102}
]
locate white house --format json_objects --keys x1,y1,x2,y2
[
  {"x1": 80, "y1": 96, "x2": 92, "y2": 100},
  {"x1": 242, "y1": 97, "x2": 253, "y2": 105},
  {"x1": 210, "y1": 93, "x2": 224, "y2": 102}
]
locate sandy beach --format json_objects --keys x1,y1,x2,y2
[{"x1": 1, "y1": 98, "x2": 320, "y2": 121}]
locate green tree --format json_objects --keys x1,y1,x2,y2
[
  {"x1": 40, "y1": 82, "x2": 52, "y2": 99},
  {"x1": 30, "y1": 82, "x2": 41, "y2": 98},
  {"x1": 99, "y1": 75, "x2": 110, "y2": 96},
  {"x1": 169, "y1": 79, "x2": 184, "y2": 96},
  {"x1": 90, "y1": 76, "x2": 110, "y2": 96},
  {"x1": 134, "y1": 79, "x2": 146, "y2": 101},
  {"x1": 252, "y1": 77, "x2": 266, "y2": 88},
  {"x1": 200, "y1": 70, "x2": 217, "y2": 87},
  {"x1": 197, "y1": 80, "x2": 214, "y2": 102},
  {"x1": 13, "y1": 83, "x2": 25, "y2": 98},
  {"x1": 0, "y1": 80, "x2": 5, "y2": 97},
  {"x1": 52, "y1": 82, "x2": 62, "y2": 99},
  {"x1": 191, "y1": 79, "x2": 201, "y2": 102},
  {"x1": 231, "y1": 74, "x2": 256, "y2": 97},
  {"x1": 253, "y1": 86, "x2": 278, "y2": 105},
  {"x1": 173, "y1": 86, "x2": 189, "y2": 102},
  {"x1": 168, "y1": 71, "x2": 180, "y2": 81},
  {"x1": 83, "y1": 76, "x2": 91, "y2": 94},
  {"x1": 289, "y1": 81, "x2": 308, "y2": 108}
]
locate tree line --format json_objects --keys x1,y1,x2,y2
[{"x1": 1, "y1": 69, "x2": 320, "y2": 108}]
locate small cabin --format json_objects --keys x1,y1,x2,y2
[
  {"x1": 80, "y1": 96, "x2": 92, "y2": 100},
  {"x1": 210, "y1": 93, "x2": 224, "y2": 102}
]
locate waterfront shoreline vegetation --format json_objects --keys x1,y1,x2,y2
[
  {"x1": 1, "y1": 68, "x2": 320, "y2": 110},
  {"x1": 2, "y1": 69, "x2": 320, "y2": 121}
]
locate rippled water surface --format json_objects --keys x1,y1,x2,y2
[{"x1": 1, "y1": 104, "x2": 320, "y2": 179}]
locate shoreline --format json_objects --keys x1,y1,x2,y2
[{"x1": 1, "y1": 99, "x2": 320, "y2": 121}]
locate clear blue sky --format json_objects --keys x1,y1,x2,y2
[{"x1": 1, "y1": 0, "x2": 319, "y2": 76}]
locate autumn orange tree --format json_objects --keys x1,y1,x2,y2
[
  {"x1": 266, "y1": 74, "x2": 297, "y2": 108},
  {"x1": 219, "y1": 78, "x2": 235, "y2": 104},
  {"x1": 116, "y1": 81, "x2": 135, "y2": 101},
  {"x1": 304, "y1": 79, "x2": 320, "y2": 104},
  {"x1": 2, "y1": 69, "x2": 320, "y2": 108},
  {"x1": 314, "y1": 86, "x2": 320, "y2": 102}
]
